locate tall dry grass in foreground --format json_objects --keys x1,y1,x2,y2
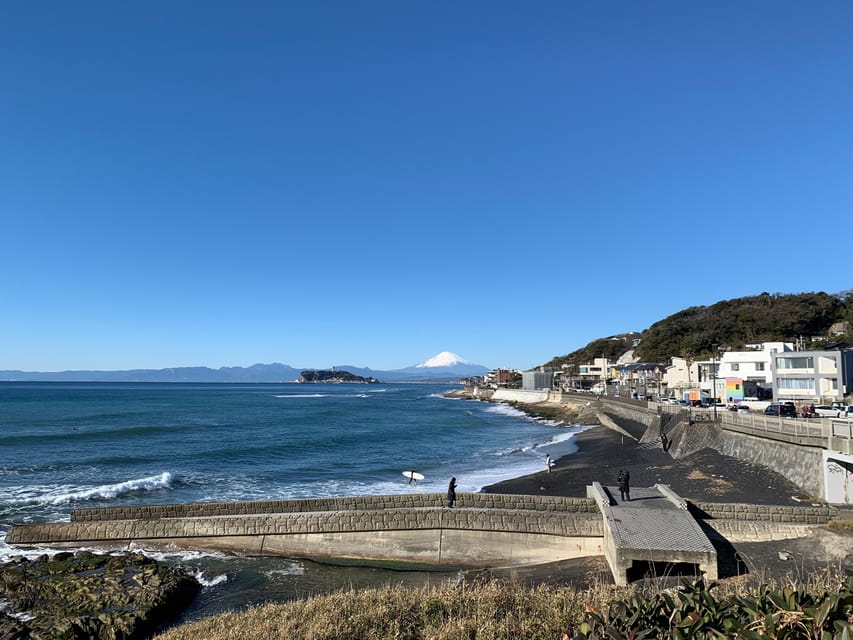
[{"x1": 154, "y1": 567, "x2": 850, "y2": 640}]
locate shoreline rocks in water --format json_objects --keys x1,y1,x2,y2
[{"x1": 0, "y1": 551, "x2": 200, "y2": 640}]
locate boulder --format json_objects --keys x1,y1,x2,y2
[{"x1": 0, "y1": 551, "x2": 200, "y2": 639}]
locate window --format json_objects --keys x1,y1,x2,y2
[
  {"x1": 776, "y1": 357, "x2": 814, "y2": 369},
  {"x1": 778, "y1": 378, "x2": 815, "y2": 390},
  {"x1": 731, "y1": 363, "x2": 740, "y2": 371},
  {"x1": 755, "y1": 362, "x2": 765, "y2": 371}
]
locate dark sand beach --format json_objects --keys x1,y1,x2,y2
[
  {"x1": 485, "y1": 419, "x2": 808, "y2": 506},
  {"x1": 480, "y1": 403, "x2": 853, "y2": 586}
]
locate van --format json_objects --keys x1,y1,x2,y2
[{"x1": 764, "y1": 403, "x2": 797, "y2": 417}]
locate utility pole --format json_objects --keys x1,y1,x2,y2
[{"x1": 711, "y1": 344, "x2": 717, "y2": 420}]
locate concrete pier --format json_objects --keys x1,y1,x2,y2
[{"x1": 588, "y1": 482, "x2": 718, "y2": 586}]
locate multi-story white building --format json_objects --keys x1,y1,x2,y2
[
  {"x1": 770, "y1": 349, "x2": 850, "y2": 403},
  {"x1": 713, "y1": 342, "x2": 792, "y2": 401}
]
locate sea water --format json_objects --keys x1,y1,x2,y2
[{"x1": 0, "y1": 382, "x2": 586, "y2": 623}]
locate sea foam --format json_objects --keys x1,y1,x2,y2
[{"x1": 4, "y1": 472, "x2": 173, "y2": 508}]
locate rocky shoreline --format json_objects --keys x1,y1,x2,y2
[{"x1": 0, "y1": 551, "x2": 200, "y2": 640}]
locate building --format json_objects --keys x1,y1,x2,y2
[
  {"x1": 618, "y1": 363, "x2": 666, "y2": 400},
  {"x1": 522, "y1": 369, "x2": 554, "y2": 391},
  {"x1": 770, "y1": 349, "x2": 851, "y2": 403},
  {"x1": 712, "y1": 342, "x2": 792, "y2": 402},
  {"x1": 661, "y1": 357, "x2": 699, "y2": 400}
]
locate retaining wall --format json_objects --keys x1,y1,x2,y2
[
  {"x1": 688, "y1": 501, "x2": 837, "y2": 543},
  {"x1": 491, "y1": 389, "x2": 551, "y2": 403}
]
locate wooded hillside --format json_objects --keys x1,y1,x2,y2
[{"x1": 543, "y1": 291, "x2": 852, "y2": 369}]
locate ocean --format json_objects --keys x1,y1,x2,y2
[{"x1": 0, "y1": 382, "x2": 585, "y2": 624}]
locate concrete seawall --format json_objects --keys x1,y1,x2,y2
[
  {"x1": 70, "y1": 493, "x2": 598, "y2": 522},
  {"x1": 8, "y1": 489, "x2": 834, "y2": 573},
  {"x1": 9, "y1": 494, "x2": 605, "y2": 568}
]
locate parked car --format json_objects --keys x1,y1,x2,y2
[
  {"x1": 736, "y1": 405, "x2": 751, "y2": 413},
  {"x1": 813, "y1": 405, "x2": 840, "y2": 418},
  {"x1": 764, "y1": 403, "x2": 797, "y2": 417}
]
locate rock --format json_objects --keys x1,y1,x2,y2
[{"x1": 0, "y1": 551, "x2": 200, "y2": 640}]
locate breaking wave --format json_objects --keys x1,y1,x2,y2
[{"x1": 4, "y1": 472, "x2": 174, "y2": 508}]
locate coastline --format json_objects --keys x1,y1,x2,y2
[
  {"x1": 459, "y1": 390, "x2": 807, "y2": 505},
  {"x1": 460, "y1": 390, "x2": 852, "y2": 583}
]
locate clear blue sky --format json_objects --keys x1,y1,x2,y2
[{"x1": 2, "y1": 2, "x2": 851, "y2": 372}]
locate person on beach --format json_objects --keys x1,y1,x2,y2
[
  {"x1": 660, "y1": 432, "x2": 669, "y2": 452},
  {"x1": 447, "y1": 477, "x2": 457, "y2": 508},
  {"x1": 408, "y1": 468, "x2": 417, "y2": 484},
  {"x1": 617, "y1": 469, "x2": 630, "y2": 501},
  {"x1": 545, "y1": 454, "x2": 552, "y2": 473}
]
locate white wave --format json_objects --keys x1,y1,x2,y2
[
  {"x1": 263, "y1": 561, "x2": 305, "y2": 578},
  {"x1": 366, "y1": 388, "x2": 388, "y2": 393},
  {"x1": 482, "y1": 403, "x2": 530, "y2": 419},
  {"x1": 537, "y1": 427, "x2": 588, "y2": 448},
  {"x1": 193, "y1": 570, "x2": 229, "y2": 587},
  {"x1": 4, "y1": 472, "x2": 173, "y2": 508},
  {"x1": 126, "y1": 543, "x2": 231, "y2": 563},
  {"x1": 274, "y1": 394, "x2": 328, "y2": 398}
]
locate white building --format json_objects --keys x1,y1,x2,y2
[
  {"x1": 771, "y1": 349, "x2": 846, "y2": 403},
  {"x1": 712, "y1": 342, "x2": 793, "y2": 401}
]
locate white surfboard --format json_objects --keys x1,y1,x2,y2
[{"x1": 402, "y1": 470, "x2": 425, "y2": 481}]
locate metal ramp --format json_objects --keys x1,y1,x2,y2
[{"x1": 587, "y1": 482, "x2": 717, "y2": 586}]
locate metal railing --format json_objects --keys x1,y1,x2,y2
[{"x1": 653, "y1": 402, "x2": 852, "y2": 454}]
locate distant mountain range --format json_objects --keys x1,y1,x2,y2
[{"x1": 0, "y1": 352, "x2": 490, "y2": 384}]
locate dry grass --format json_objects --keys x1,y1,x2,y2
[
  {"x1": 686, "y1": 469, "x2": 735, "y2": 495},
  {"x1": 153, "y1": 567, "x2": 848, "y2": 640}
]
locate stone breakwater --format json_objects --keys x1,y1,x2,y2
[
  {"x1": 68, "y1": 493, "x2": 600, "y2": 522},
  {"x1": 8, "y1": 494, "x2": 605, "y2": 568}
]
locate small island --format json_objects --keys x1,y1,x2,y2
[{"x1": 298, "y1": 369, "x2": 380, "y2": 384}]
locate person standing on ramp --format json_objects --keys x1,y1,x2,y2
[{"x1": 617, "y1": 470, "x2": 630, "y2": 502}]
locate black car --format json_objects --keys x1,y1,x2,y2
[{"x1": 764, "y1": 403, "x2": 797, "y2": 417}]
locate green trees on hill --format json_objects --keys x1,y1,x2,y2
[
  {"x1": 635, "y1": 292, "x2": 847, "y2": 362},
  {"x1": 544, "y1": 291, "x2": 851, "y2": 369}
]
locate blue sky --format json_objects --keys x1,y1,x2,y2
[{"x1": 2, "y1": 2, "x2": 851, "y2": 372}]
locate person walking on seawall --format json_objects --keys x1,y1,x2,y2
[
  {"x1": 446, "y1": 477, "x2": 457, "y2": 508},
  {"x1": 545, "y1": 454, "x2": 552, "y2": 473},
  {"x1": 617, "y1": 470, "x2": 630, "y2": 502},
  {"x1": 660, "y1": 432, "x2": 669, "y2": 452}
]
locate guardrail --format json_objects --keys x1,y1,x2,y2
[{"x1": 653, "y1": 403, "x2": 852, "y2": 454}]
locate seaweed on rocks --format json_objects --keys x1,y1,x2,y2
[{"x1": 0, "y1": 551, "x2": 200, "y2": 640}]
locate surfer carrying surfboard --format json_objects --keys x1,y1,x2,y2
[{"x1": 403, "y1": 469, "x2": 424, "y2": 483}]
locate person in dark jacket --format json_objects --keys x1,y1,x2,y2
[
  {"x1": 447, "y1": 477, "x2": 457, "y2": 508},
  {"x1": 617, "y1": 470, "x2": 630, "y2": 501}
]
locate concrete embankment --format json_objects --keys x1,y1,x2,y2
[
  {"x1": 455, "y1": 387, "x2": 828, "y2": 500},
  {"x1": 8, "y1": 493, "x2": 604, "y2": 568}
]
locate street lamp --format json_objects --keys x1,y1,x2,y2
[{"x1": 711, "y1": 344, "x2": 717, "y2": 420}]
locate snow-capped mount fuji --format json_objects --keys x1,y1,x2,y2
[
  {"x1": 382, "y1": 351, "x2": 489, "y2": 381},
  {"x1": 415, "y1": 351, "x2": 473, "y2": 368}
]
